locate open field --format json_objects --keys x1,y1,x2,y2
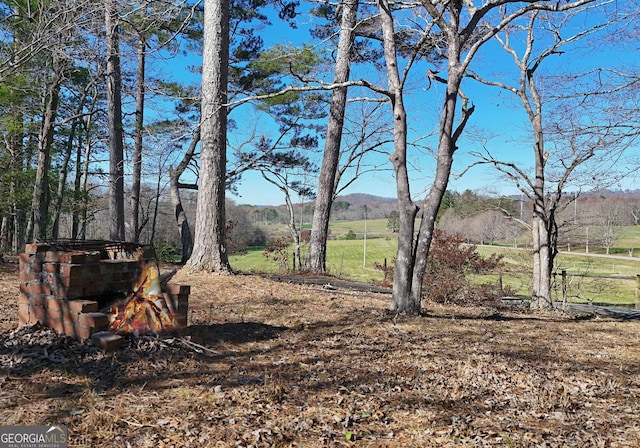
[
  {"x1": 1, "y1": 262, "x2": 640, "y2": 447},
  {"x1": 231, "y1": 227, "x2": 640, "y2": 306}
]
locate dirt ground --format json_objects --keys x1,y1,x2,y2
[{"x1": 1, "y1": 261, "x2": 640, "y2": 447}]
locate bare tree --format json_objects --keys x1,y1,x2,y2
[
  {"x1": 29, "y1": 54, "x2": 63, "y2": 241},
  {"x1": 375, "y1": 0, "x2": 599, "y2": 314},
  {"x1": 592, "y1": 197, "x2": 627, "y2": 254},
  {"x1": 50, "y1": 73, "x2": 99, "y2": 240},
  {"x1": 262, "y1": 163, "x2": 315, "y2": 272},
  {"x1": 467, "y1": 4, "x2": 635, "y2": 307},
  {"x1": 169, "y1": 129, "x2": 198, "y2": 263}
]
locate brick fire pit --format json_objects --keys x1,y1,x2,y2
[{"x1": 18, "y1": 241, "x2": 189, "y2": 350}]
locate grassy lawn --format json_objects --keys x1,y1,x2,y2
[
  {"x1": 328, "y1": 218, "x2": 391, "y2": 238},
  {"x1": 229, "y1": 236, "x2": 397, "y2": 283},
  {"x1": 476, "y1": 246, "x2": 640, "y2": 307},
  {"x1": 231, "y1": 226, "x2": 640, "y2": 307}
]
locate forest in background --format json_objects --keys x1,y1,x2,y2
[{"x1": 1, "y1": 0, "x2": 639, "y2": 311}]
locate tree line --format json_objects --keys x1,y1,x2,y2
[{"x1": 1, "y1": 0, "x2": 638, "y2": 313}]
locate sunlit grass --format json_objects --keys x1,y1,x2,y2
[
  {"x1": 324, "y1": 237, "x2": 397, "y2": 282},
  {"x1": 230, "y1": 228, "x2": 640, "y2": 307}
]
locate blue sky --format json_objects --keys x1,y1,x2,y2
[{"x1": 159, "y1": 2, "x2": 639, "y2": 207}]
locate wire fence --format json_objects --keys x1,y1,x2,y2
[{"x1": 491, "y1": 269, "x2": 640, "y2": 309}]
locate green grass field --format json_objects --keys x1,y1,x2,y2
[
  {"x1": 476, "y1": 247, "x2": 640, "y2": 307},
  {"x1": 230, "y1": 222, "x2": 640, "y2": 307}
]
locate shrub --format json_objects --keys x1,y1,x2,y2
[
  {"x1": 345, "y1": 230, "x2": 357, "y2": 240},
  {"x1": 154, "y1": 243, "x2": 181, "y2": 263},
  {"x1": 375, "y1": 230, "x2": 511, "y2": 304},
  {"x1": 262, "y1": 236, "x2": 290, "y2": 272},
  {"x1": 423, "y1": 229, "x2": 507, "y2": 305},
  {"x1": 373, "y1": 258, "x2": 394, "y2": 287}
]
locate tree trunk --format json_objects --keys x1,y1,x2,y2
[
  {"x1": 131, "y1": 33, "x2": 146, "y2": 243},
  {"x1": 306, "y1": 0, "x2": 359, "y2": 273},
  {"x1": 105, "y1": 0, "x2": 126, "y2": 241},
  {"x1": 149, "y1": 160, "x2": 161, "y2": 245},
  {"x1": 409, "y1": 65, "x2": 466, "y2": 308},
  {"x1": 50, "y1": 118, "x2": 76, "y2": 240},
  {"x1": 31, "y1": 61, "x2": 62, "y2": 241},
  {"x1": 169, "y1": 129, "x2": 198, "y2": 264},
  {"x1": 6, "y1": 107, "x2": 24, "y2": 251},
  {"x1": 79, "y1": 132, "x2": 92, "y2": 240},
  {"x1": 529, "y1": 88, "x2": 554, "y2": 309},
  {"x1": 52, "y1": 92, "x2": 86, "y2": 239},
  {"x1": 73, "y1": 97, "x2": 95, "y2": 241},
  {"x1": 71, "y1": 124, "x2": 83, "y2": 240},
  {"x1": 381, "y1": 0, "x2": 473, "y2": 314},
  {"x1": 169, "y1": 168, "x2": 194, "y2": 264},
  {"x1": 285, "y1": 191, "x2": 302, "y2": 271},
  {"x1": 184, "y1": 0, "x2": 231, "y2": 273},
  {"x1": 0, "y1": 216, "x2": 8, "y2": 250},
  {"x1": 377, "y1": 0, "x2": 420, "y2": 314}
]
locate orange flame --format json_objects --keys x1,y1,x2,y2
[{"x1": 106, "y1": 260, "x2": 179, "y2": 335}]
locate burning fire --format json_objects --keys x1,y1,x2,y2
[{"x1": 106, "y1": 258, "x2": 179, "y2": 335}]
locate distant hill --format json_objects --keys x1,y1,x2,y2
[{"x1": 334, "y1": 193, "x2": 396, "y2": 206}]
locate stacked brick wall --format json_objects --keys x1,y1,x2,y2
[{"x1": 18, "y1": 242, "x2": 189, "y2": 348}]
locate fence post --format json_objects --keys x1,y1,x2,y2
[
  {"x1": 562, "y1": 270, "x2": 567, "y2": 308},
  {"x1": 636, "y1": 275, "x2": 640, "y2": 310}
]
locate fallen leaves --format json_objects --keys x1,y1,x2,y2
[{"x1": 0, "y1": 266, "x2": 639, "y2": 446}]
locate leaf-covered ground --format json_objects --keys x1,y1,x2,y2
[{"x1": 1, "y1": 262, "x2": 639, "y2": 447}]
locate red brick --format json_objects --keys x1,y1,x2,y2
[
  {"x1": 24, "y1": 294, "x2": 49, "y2": 307},
  {"x1": 30, "y1": 305, "x2": 46, "y2": 323},
  {"x1": 46, "y1": 296, "x2": 65, "y2": 311},
  {"x1": 82, "y1": 263, "x2": 101, "y2": 278},
  {"x1": 44, "y1": 251, "x2": 60, "y2": 262},
  {"x1": 24, "y1": 244, "x2": 44, "y2": 254},
  {"x1": 67, "y1": 300, "x2": 99, "y2": 313},
  {"x1": 64, "y1": 285, "x2": 85, "y2": 299},
  {"x1": 18, "y1": 292, "x2": 30, "y2": 305},
  {"x1": 83, "y1": 283, "x2": 107, "y2": 297},
  {"x1": 109, "y1": 272, "x2": 122, "y2": 282},
  {"x1": 47, "y1": 318, "x2": 65, "y2": 335},
  {"x1": 78, "y1": 312, "x2": 110, "y2": 330},
  {"x1": 112, "y1": 281, "x2": 132, "y2": 293},
  {"x1": 62, "y1": 317, "x2": 77, "y2": 334},
  {"x1": 46, "y1": 306, "x2": 63, "y2": 321},
  {"x1": 18, "y1": 303, "x2": 31, "y2": 324},
  {"x1": 19, "y1": 271, "x2": 40, "y2": 282},
  {"x1": 166, "y1": 284, "x2": 191, "y2": 295},
  {"x1": 58, "y1": 252, "x2": 101, "y2": 264},
  {"x1": 99, "y1": 262, "x2": 117, "y2": 276},
  {"x1": 92, "y1": 331, "x2": 124, "y2": 351},
  {"x1": 19, "y1": 261, "x2": 36, "y2": 275},
  {"x1": 71, "y1": 325, "x2": 92, "y2": 340},
  {"x1": 43, "y1": 262, "x2": 59, "y2": 273},
  {"x1": 19, "y1": 282, "x2": 51, "y2": 295},
  {"x1": 56, "y1": 274, "x2": 72, "y2": 288},
  {"x1": 59, "y1": 263, "x2": 89, "y2": 279}
]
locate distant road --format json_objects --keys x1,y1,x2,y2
[
  {"x1": 558, "y1": 250, "x2": 640, "y2": 262},
  {"x1": 477, "y1": 245, "x2": 640, "y2": 262}
]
